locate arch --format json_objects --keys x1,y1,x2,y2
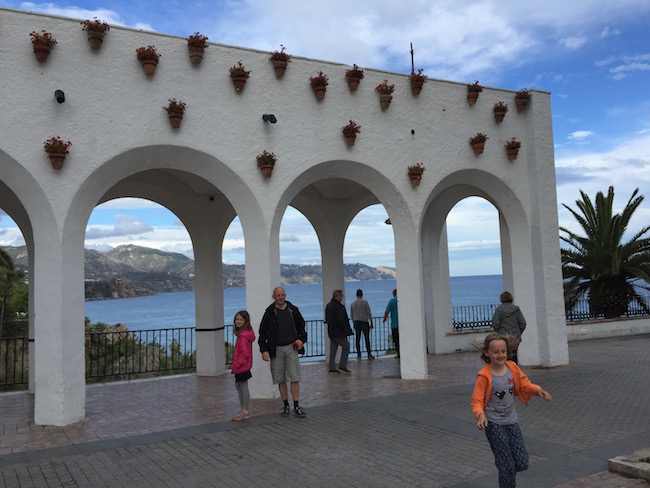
[{"x1": 421, "y1": 168, "x2": 538, "y2": 358}]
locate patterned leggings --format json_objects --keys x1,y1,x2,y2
[{"x1": 485, "y1": 422, "x2": 529, "y2": 488}]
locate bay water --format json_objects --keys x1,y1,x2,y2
[{"x1": 84, "y1": 275, "x2": 504, "y2": 331}]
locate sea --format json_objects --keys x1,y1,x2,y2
[{"x1": 84, "y1": 275, "x2": 503, "y2": 331}]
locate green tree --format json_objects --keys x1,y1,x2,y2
[
  {"x1": 0, "y1": 248, "x2": 26, "y2": 337},
  {"x1": 560, "y1": 187, "x2": 650, "y2": 318}
]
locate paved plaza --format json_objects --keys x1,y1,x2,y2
[{"x1": 1, "y1": 334, "x2": 649, "y2": 487}]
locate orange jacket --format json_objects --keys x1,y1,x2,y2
[{"x1": 471, "y1": 360, "x2": 542, "y2": 420}]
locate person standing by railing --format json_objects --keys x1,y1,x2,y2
[
  {"x1": 326, "y1": 289, "x2": 353, "y2": 373},
  {"x1": 231, "y1": 310, "x2": 254, "y2": 421},
  {"x1": 491, "y1": 291, "x2": 526, "y2": 364},
  {"x1": 383, "y1": 288, "x2": 399, "y2": 358},
  {"x1": 258, "y1": 286, "x2": 308, "y2": 418},
  {"x1": 350, "y1": 288, "x2": 374, "y2": 360}
]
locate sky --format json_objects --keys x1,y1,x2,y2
[{"x1": 1, "y1": 0, "x2": 649, "y2": 276}]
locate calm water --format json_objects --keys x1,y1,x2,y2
[{"x1": 85, "y1": 275, "x2": 504, "y2": 331}]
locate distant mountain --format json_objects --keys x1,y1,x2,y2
[{"x1": 1, "y1": 245, "x2": 395, "y2": 300}]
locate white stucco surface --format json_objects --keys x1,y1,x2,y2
[{"x1": 0, "y1": 8, "x2": 568, "y2": 425}]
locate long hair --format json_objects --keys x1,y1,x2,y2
[{"x1": 233, "y1": 310, "x2": 252, "y2": 336}]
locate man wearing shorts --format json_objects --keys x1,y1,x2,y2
[{"x1": 258, "y1": 286, "x2": 308, "y2": 418}]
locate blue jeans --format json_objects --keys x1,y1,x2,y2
[{"x1": 484, "y1": 422, "x2": 529, "y2": 488}]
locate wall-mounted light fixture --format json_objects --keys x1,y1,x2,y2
[
  {"x1": 262, "y1": 114, "x2": 277, "y2": 123},
  {"x1": 54, "y1": 90, "x2": 65, "y2": 103}
]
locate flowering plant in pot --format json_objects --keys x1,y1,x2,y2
[
  {"x1": 514, "y1": 89, "x2": 531, "y2": 112},
  {"x1": 493, "y1": 101, "x2": 508, "y2": 123},
  {"x1": 163, "y1": 98, "x2": 187, "y2": 129},
  {"x1": 341, "y1": 120, "x2": 361, "y2": 146},
  {"x1": 407, "y1": 162, "x2": 425, "y2": 186},
  {"x1": 504, "y1": 137, "x2": 521, "y2": 160},
  {"x1": 375, "y1": 80, "x2": 395, "y2": 109},
  {"x1": 466, "y1": 80, "x2": 483, "y2": 105},
  {"x1": 81, "y1": 18, "x2": 110, "y2": 50},
  {"x1": 345, "y1": 64, "x2": 364, "y2": 90},
  {"x1": 43, "y1": 136, "x2": 71, "y2": 169},
  {"x1": 136, "y1": 45, "x2": 161, "y2": 76},
  {"x1": 469, "y1": 132, "x2": 488, "y2": 154},
  {"x1": 269, "y1": 45, "x2": 291, "y2": 78},
  {"x1": 30, "y1": 30, "x2": 57, "y2": 62},
  {"x1": 187, "y1": 32, "x2": 208, "y2": 65},
  {"x1": 409, "y1": 69, "x2": 427, "y2": 96},
  {"x1": 256, "y1": 150, "x2": 277, "y2": 178},
  {"x1": 230, "y1": 60, "x2": 251, "y2": 92},
  {"x1": 310, "y1": 71, "x2": 329, "y2": 100}
]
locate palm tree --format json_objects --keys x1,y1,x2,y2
[{"x1": 560, "y1": 187, "x2": 650, "y2": 318}]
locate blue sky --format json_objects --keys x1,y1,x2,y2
[{"x1": 1, "y1": 1, "x2": 649, "y2": 276}]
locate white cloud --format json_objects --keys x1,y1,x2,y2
[
  {"x1": 559, "y1": 37, "x2": 587, "y2": 50},
  {"x1": 85, "y1": 214, "x2": 153, "y2": 239},
  {"x1": 568, "y1": 130, "x2": 594, "y2": 140},
  {"x1": 279, "y1": 233, "x2": 300, "y2": 243}
]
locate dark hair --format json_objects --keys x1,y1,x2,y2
[
  {"x1": 233, "y1": 310, "x2": 252, "y2": 336},
  {"x1": 480, "y1": 332, "x2": 509, "y2": 363},
  {"x1": 500, "y1": 291, "x2": 513, "y2": 303},
  {"x1": 356, "y1": 289, "x2": 363, "y2": 297},
  {"x1": 392, "y1": 288, "x2": 397, "y2": 297}
]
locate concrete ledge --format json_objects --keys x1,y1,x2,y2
[
  {"x1": 567, "y1": 317, "x2": 650, "y2": 341},
  {"x1": 608, "y1": 448, "x2": 650, "y2": 481}
]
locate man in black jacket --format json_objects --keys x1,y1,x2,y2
[
  {"x1": 325, "y1": 289, "x2": 353, "y2": 374},
  {"x1": 259, "y1": 286, "x2": 308, "y2": 417}
]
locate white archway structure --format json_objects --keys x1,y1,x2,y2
[{"x1": 0, "y1": 8, "x2": 568, "y2": 425}]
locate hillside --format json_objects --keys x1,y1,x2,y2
[{"x1": 1, "y1": 245, "x2": 396, "y2": 299}]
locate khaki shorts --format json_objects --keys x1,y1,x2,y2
[{"x1": 270, "y1": 344, "x2": 301, "y2": 384}]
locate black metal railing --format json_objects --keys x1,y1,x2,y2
[
  {"x1": 4, "y1": 298, "x2": 650, "y2": 388},
  {"x1": 86, "y1": 327, "x2": 196, "y2": 381},
  {"x1": 0, "y1": 337, "x2": 28, "y2": 389},
  {"x1": 452, "y1": 304, "x2": 497, "y2": 331}
]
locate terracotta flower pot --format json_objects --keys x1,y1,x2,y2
[
  {"x1": 409, "y1": 174, "x2": 422, "y2": 187},
  {"x1": 472, "y1": 142, "x2": 485, "y2": 155},
  {"x1": 273, "y1": 59, "x2": 288, "y2": 78},
  {"x1": 515, "y1": 98, "x2": 529, "y2": 112},
  {"x1": 260, "y1": 164, "x2": 274, "y2": 178},
  {"x1": 168, "y1": 113, "x2": 183, "y2": 129},
  {"x1": 47, "y1": 152, "x2": 66, "y2": 169},
  {"x1": 344, "y1": 133, "x2": 356, "y2": 146},
  {"x1": 494, "y1": 111, "x2": 506, "y2": 123},
  {"x1": 507, "y1": 148, "x2": 519, "y2": 160},
  {"x1": 379, "y1": 94, "x2": 392, "y2": 110},
  {"x1": 188, "y1": 46, "x2": 204, "y2": 65},
  {"x1": 313, "y1": 86, "x2": 326, "y2": 100},
  {"x1": 233, "y1": 76, "x2": 247, "y2": 92},
  {"x1": 411, "y1": 80, "x2": 424, "y2": 96},
  {"x1": 33, "y1": 44, "x2": 51, "y2": 63},
  {"x1": 348, "y1": 78, "x2": 360, "y2": 91},
  {"x1": 86, "y1": 30, "x2": 105, "y2": 50},
  {"x1": 140, "y1": 59, "x2": 158, "y2": 76},
  {"x1": 467, "y1": 91, "x2": 479, "y2": 105}
]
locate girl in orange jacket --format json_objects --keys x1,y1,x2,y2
[{"x1": 471, "y1": 333, "x2": 552, "y2": 488}]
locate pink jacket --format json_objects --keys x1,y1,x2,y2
[
  {"x1": 471, "y1": 360, "x2": 542, "y2": 420},
  {"x1": 231, "y1": 329, "x2": 255, "y2": 374}
]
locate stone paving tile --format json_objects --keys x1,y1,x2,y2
[{"x1": 1, "y1": 335, "x2": 649, "y2": 487}]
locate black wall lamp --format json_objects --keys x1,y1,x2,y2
[
  {"x1": 54, "y1": 90, "x2": 65, "y2": 103},
  {"x1": 262, "y1": 114, "x2": 277, "y2": 123}
]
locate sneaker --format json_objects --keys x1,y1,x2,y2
[
  {"x1": 281, "y1": 405, "x2": 290, "y2": 416},
  {"x1": 329, "y1": 369, "x2": 340, "y2": 374},
  {"x1": 232, "y1": 411, "x2": 250, "y2": 422},
  {"x1": 294, "y1": 406, "x2": 306, "y2": 418},
  {"x1": 338, "y1": 367, "x2": 352, "y2": 373}
]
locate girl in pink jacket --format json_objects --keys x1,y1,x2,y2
[{"x1": 231, "y1": 310, "x2": 255, "y2": 421}]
